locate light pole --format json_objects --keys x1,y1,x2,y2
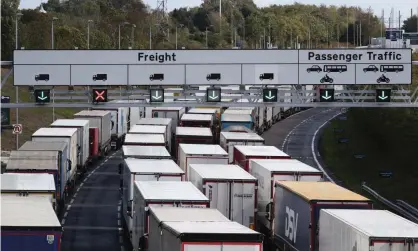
[
  {"x1": 51, "y1": 17, "x2": 58, "y2": 49},
  {"x1": 131, "y1": 24, "x2": 136, "y2": 48},
  {"x1": 205, "y1": 25, "x2": 213, "y2": 49},
  {"x1": 149, "y1": 25, "x2": 152, "y2": 49},
  {"x1": 175, "y1": 24, "x2": 184, "y2": 49},
  {"x1": 15, "y1": 12, "x2": 22, "y2": 150},
  {"x1": 118, "y1": 22, "x2": 130, "y2": 49},
  {"x1": 87, "y1": 20, "x2": 93, "y2": 49}
]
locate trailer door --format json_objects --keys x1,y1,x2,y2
[
  {"x1": 230, "y1": 182, "x2": 256, "y2": 228},
  {"x1": 222, "y1": 243, "x2": 262, "y2": 251},
  {"x1": 183, "y1": 243, "x2": 222, "y2": 251},
  {"x1": 204, "y1": 181, "x2": 229, "y2": 219}
]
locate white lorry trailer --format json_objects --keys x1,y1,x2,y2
[
  {"x1": 1, "y1": 173, "x2": 57, "y2": 210},
  {"x1": 188, "y1": 164, "x2": 258, "y2": 229},
  {"x1": 50, "y1": 119, "x2": 89, "y2": 171},
  {"x1": 148, "y1": 207, "x2": 263, "y2": 251},
  {"x1": 178, "y1": 144, "x2": 228, "y2": 180},
  {"x1": 145, "y1": 107, "x2": 185, "y2": 132},
  {"x1": 180, "y1": 113, "x2": 214, "y2": 128},
  {"x1": 92, "y1": 107, "x2": 129, "y2": 150},
  {"x1": 121, "y1": 158, "x2": 184, "y2": 240},
  {"x1": 129, "y1": 125, "x2": 169, "y2": 150},
  {"x1": 32, "y1": 127, "x2": 78, "y2": 184},
  {"x1": 175, "y1": 127, "x2": 213, "y2": 159},
  {"x1": 74, "y1": 110, "x2": 112, "y2": 156},
  {"x1": 249, "y1": 159, "x2": 324, "y2": 235},
  {"x1": 122, "y1": 145, "x2": 171, "y2": 159},
  {"x1": 131, "y1": 181, "x2": 209, "y2": 251},
  {"x1": 108, "y1": 99, "x2": 143, "y2": 131},
  {"x1": 319, "y1": 209, "x2": 418, "y2": 251},
  {"x1": 136, "y1": 118, "x2": 173, "y2": 153},
  {"x1": 220, "y1": 132, "x2": 265, "y2": 163},
  {"x1": 123, "y1": 133, "x2": 165, "y2": 147}
]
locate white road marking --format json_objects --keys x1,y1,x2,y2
[
  {"x1": 119, "y1": 236, "x2": 124, "y2": 243},
  {"x1": 118, "y1": 220, "x2": 121, "y2": 226},
  {"x1": 64, "y1": 212, "x2": 68, "y2": 218},
  {"x1": 118, "y1": 205, "x2": 121, "y2": 211},
  {"x1": 61, "y1": 218, "x2": 66, "y2": 225},
  {"x1": 67, "y1": 205, "x2": 71, "y2": 210},
  {"x1": 73, "y1": 192, "x2": 78, "y2": 198},
  {"x1": 70, "y1": 198, "x2": 74, "y2": 204},
  {"x1": 77, "y1": 187, "x2": 81, "y2": 192}
]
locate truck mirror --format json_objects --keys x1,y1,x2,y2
[
  {"x1": 67, "y1": 160, "x2": 72, "y2": 171},
  {"x1": 265, "y1": 202, "x2": 273, "y2": 222}
]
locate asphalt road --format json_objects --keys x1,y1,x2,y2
[
  {"x1": 263, "y1": 108, "x2": 341, "y2": 170},
  {"x1": 60, "y1": 151, "x2": 127, "y2": 251}
]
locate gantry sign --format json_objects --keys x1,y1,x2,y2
[{"x1": 13, "y1": 49, "x2": 412, "y2": 86}]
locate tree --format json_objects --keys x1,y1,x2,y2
[
  {"x1": 1, "y1": 0, "x2": 20, "y2": 60},
  {"x1": 402, "y1": 15, "x2": 418, "y2": 33}
]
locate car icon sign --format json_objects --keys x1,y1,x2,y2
[{"x1": 307, "y1": 65, "x2": 322, "y2": 73}]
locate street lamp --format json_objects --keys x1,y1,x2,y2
[
  {"x1": 51, "y1": 17, "x2": 58, "y2": 49},
  {"x1": 87, "y1": 20, "x2": 93, "y2": 49},
  {"x1": 15, "y1": 12, "x2": 23, "y2": 50},
  {"x1": 205, "y1": 25, "x2": 213, "y2": 49},
  {"x1": 118, "y1": 21, "x2": 130, "y2": 49},
  {"x1": 131, "y1": 24, "x2": 136, "y2": 48},
  {"x1": 176, "y1": 24, "x2": 184, "y2": 49}
]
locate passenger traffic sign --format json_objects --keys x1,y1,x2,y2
[
  {"x1": 150, "y1": 88, "x2": 164, "y2": 103},
  {"x1": 206, "y1": 87, "x2": 221, "y2": 102},
  {"x1": 34, "y1": 89, "x2": 51, "y2": 103},
  {"x1": 92, "y1": 89, "x2": 108, "y2": 103},
  {"x1": 376, "y1": 89, "x2": 391, "y2": 102},
  {"x1": 12, "y1": 124, "x2": 22, "y2": 134},
  {"x1": 262, "y1": 88, "x2": 278, "y2": 102},
  {"x1": 319, "y1": 89, "x2": 335, "y2": 102}
]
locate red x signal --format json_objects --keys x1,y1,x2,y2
[{"x1": 93, "y1": 89, "x2": 107, "y2": 102}]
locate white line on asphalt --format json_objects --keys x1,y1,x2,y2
[
  {"x1": 77, "y1": 187, "x2": 81, "y2": 192},
  {"x1": 70, "y1": 198, "x2": 74, "y2": 204},
  {"x1": 73, "y1": 192, "x2": 78, "y2": 198},
  {"x1": 61, "y1": 218, "x2": 66, "y2": 225},
  {"x1": 67, "y1": 205, "x2": 71, "y2": 210},
  {"x1": 80, "y1": 182, "x2": 84, "y2": 187},
  {"x1": 64, "y1": 212, "x2": 68, "y2": 218},
  {"x1": 118, "y1": 220, "x2": 121, "y2": 226}
]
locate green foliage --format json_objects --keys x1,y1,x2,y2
[
  {"x1": 402, "y1": 15, "x2": 418, "y2": 32},
  {"x1": 2, "y1": 0, "x2": 384, "y2": 54}
]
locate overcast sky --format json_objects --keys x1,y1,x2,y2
[{"x1": 20, "y1": 0, "x2": 416, "y2": 24}]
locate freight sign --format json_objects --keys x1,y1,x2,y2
[
  {"x1": 13, "y1": 49, "x2": 412, "y2": 86},
  {"x1": 92, "y1": 89, "x2": 108, "y2": 103},
  {"x1": 376, "y1": 89, "x2": 391, "y2": 102}
]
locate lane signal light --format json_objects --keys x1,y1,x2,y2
[{"x1": 93, "y1": 89, "x2": 108, "y2": 103}]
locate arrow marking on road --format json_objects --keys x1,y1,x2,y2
[
  {"x1": 208, "y1": 90, "x2": 219, "y2": 100},
  {"x1": 265, "y1": 90, "x2": 276, "y2": 100},
  {"x1": 378, "y1": 91, "x2": 388, "y2": 100},
  {"x1": 37, "y1": 91, "x2": 48, "y2": 100},
  {"x1": 321, "y1": 91, "x2": 332, "y2": 100},
  {"x1": 152, "y1": 90, "x2": 162, "y2": 100}
]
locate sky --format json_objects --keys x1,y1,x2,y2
[{"x1": 19, "y1": 0, "x2": 417, "y2": 24}]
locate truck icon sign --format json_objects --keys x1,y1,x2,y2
[
  {"x1": 34, "y1": 74, "x2": 50, "y2": 82},
  {"x1": 206, "y1": 73, "x2": 221, "y2": 81},
  {"x1": 93, "y1": 74, "x2": 107, "y2": 81},
  {"x1": 259, "y1": 73, "x2": 274, "y2": 80},
  {"x1": 150, "y1": 74, "x2": 164, "y2": 81}
]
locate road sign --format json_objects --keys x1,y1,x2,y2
[
  {"x1": 319, "y1": 89, "x2": 335, "y2": 102},
  {"x1": 150, "y1": 88, "x2": 164, "y2": 103},
  {"x1": 206, "y1": 87, "x2": 221, "y2": 102},
  {"x1": 13, "y1": 49, "x2": 412, "y2": 86},
  {"x1": 262, "y1": 88, "x2": 278, "y2": 102},
  {"x1": 1, "y1": 96, "x2": 11, "y2": 125},
  {"x1": 376, "y1": 89, "x2": 392, "y2": 102},
  {"x1": 12, "y1": 124, "x2": 22, "y2": 134},
  {"x1": 34, "y1": 89, "x2": 51, "y2": 103},
  {"x1": 92, "y1": 89, "x2": 108, "y2": 103}
]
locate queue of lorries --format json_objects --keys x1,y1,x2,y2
[{"x1": 2, "y1": 102, "x2": 418, "y2": 251}]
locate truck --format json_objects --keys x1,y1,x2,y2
[
  {"x1": 1, "y1": 196, "x2": 62, "y2": 251},
  {"x1": 17, "y1": 141, "x2": 69, "y2": 206},
  {"x1": 175, "y1": 127, "x2": 213, "y2": 159},
  {"x1": 221, "y1": 114, "x2": 253, "y2": 131},
  {"x1": 122, "y1": 145, "x2": 171, "y2": 159},
  {"x1": 92, "y1": 107, "x2": 129, "y2": 150},
  {"x1": 273, "y1": 181, "x2": 373, "y2": 251},
  {"x1": 123, "y1": 133, "x2": 165, "y2": 147},
  {"x1": 178, "y1": 144, "x2": 228, "y2": 180},
  {"x1": 50, "y1": 119, "x2": 89, "y2": 171},
  {"x1": 121, "y1": 158, "x2": 184, "y2": 242},
  {"x1": 108, "y1": 99, "x2": 144, "y2": 131},
  {"x1": 234, "y1": 145, "x2": 291, "y2": 172},
  {"x1": 145, "y1": 107, "x2": 185, "y2": 132},
  {"x1": 180, "y1": 113, "x2": 214, "y2": 128},
  {"x1": 148, "y1": 207, "x2": 263, "y2": 251},
  {"x1": 32, "y1": 127, "x2": 78, "y2": 184},
  {"x1": 129, "y1": 125, "x2": 169, "y2": 151},
  {"x1": 220, "y1": 132, "x2": 265, "y2": 163},
  {"x1": 319, "y1": 209, "x2": 418, "y2": 251},
  {"x1": 249, "y1": 159, "x2": 324, "y2": 236},
  {"x1": 74, "y1": 110, "x2": 112, "y2": 156},
  {"x1": 136, "y1": 118, "x2": 173, "y2": 153},
  {"x1": 225, "y1": 105, "x2": 265, "y2": 133},
  {"x1": 188, "y1": 164, "x2": 258, "y2": 229},
  {"x1": 1, "y1": 173, "x2": 57, "y2": 211},
  {"x1": 131, "y1": 181, "x2": 210, "y2": 251}
]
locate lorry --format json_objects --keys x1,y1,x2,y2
[
  {"x1": 249, "y1": 159, "x2": 324, "y2": 236},
  {"x1": 1, "y1": 196, "x2": 62, "y2": 251},
  {"x1": 148, "y1": 207, "x2": 263, "y2": 251},
  {"x1": 234, "y1": 145, "x2": 291, "y2": 172},
  {"x1": 221, "y1": 114, "x2": 253, "y2": 131},
  {"x1": 131, "y1": 181, "x2": 210, "y2": 251},
  {"x1": 123, "y1": 133, "x2": 165, "y2": 147},
  {"x1": 220, "y1": 132, "x2": 265, "y2": 163},
  {"x1": 319, "y1": 209, "x2": 418, "y2": 251},
  {"x1": 129, "y1": 125, "x2": 169, "y2": 151},
  {"x1": 122, "y1": 145, "x2": 171, "y2": 159},
  {"x1": 188, "y1": 164, "x2": 258, "y2": 229},
  {"x1": 136, "y1": 118, "x2": 173, "y2": 153},
  {"x1": 225, "y1": 105, "x2": 265, "y2": 133},
  {"x1": 180, "y1": 113, "x2": 214, "y2": 128},
  {"x1": 17, "y1": 141, "x2": 69, "y2": 206},
  {"x1": 108, "y1": 99, "x2": 144, "y2": 131},
  {"x1": 50, "y1": 119, "x2": 89, "y2": 171},
  {"x1": 32, "y1": 127, "x2": 78, "y2": 185},
  {"x1": 145, "y1": 107, "x2": 185, "y2": 132},
  {"x1": 1, "y1": 173, "x2": 57, "y2": 211},
  {"x1": 178, "y1": 144, "x2": 228, "y2": 180},
  {"x1": 121, "y1": 158, "x2": 184, "y2": 242},
  {"x1": 92, "y1": 107, "x2": 129, "y2": 150},
  {"x1": 175, "y1": 127, "x2": 213, "y2": 159},
  {"x1": 74, "y1": 110, "x2": 112, "y2": 156},
  {"x1": 273, "y1": 181, "x2": 373, "y2": 251}
]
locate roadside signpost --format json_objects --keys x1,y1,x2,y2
[{"x1": 12, "y1": 124, "x2": 22, "y2": 134}]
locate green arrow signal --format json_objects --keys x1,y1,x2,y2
[{"x1": 37, "y1": 91, "x2": 48, "y2": 101}]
